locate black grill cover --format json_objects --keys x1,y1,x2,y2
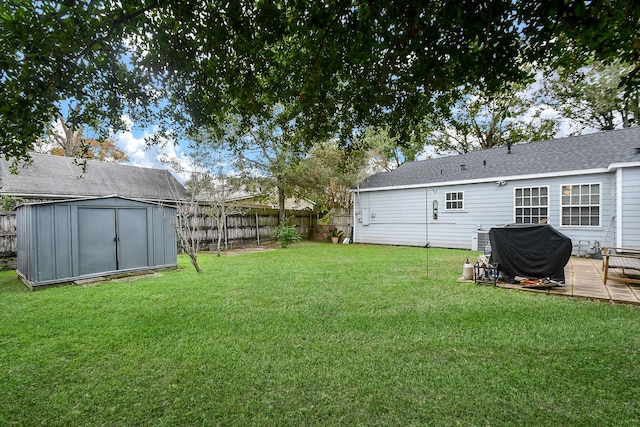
[{"x1": 489, "y1": 224, "x2": 572, "y2": 282}]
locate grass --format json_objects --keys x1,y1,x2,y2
[{"x1": 0, "y1": 242, "x2": 639, "y2": 426}]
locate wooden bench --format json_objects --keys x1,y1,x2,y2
[{"x1": 602, "y1": 247, "x2": 640, "y2": 285}]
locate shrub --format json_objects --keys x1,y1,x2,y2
[{"x1": 274, "y1": 222, "x2": 302, "y2": 248}]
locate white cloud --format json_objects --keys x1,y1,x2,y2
[{"x1": 112, "y1": 117, "x2": 194, "y2": 182}]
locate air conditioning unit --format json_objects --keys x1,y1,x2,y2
[{"x1": 471, "y1": 231, "x2": 490, "y2": 252}]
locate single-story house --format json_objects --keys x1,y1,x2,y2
[
  {"x1": 0, "y1": 152, "x2": 188, "y2": 203},
  {"x1": 352, "y1": 128, "x2": 640, "y2": 254},
  {"x1": 228, "y1": 191, "x2": 316, "y2": 211},
  {"x1": 193, "y1": 180, "x2": 316, "y2": 211}
]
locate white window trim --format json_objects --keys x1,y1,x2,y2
[
  {"x1": 558, "y1": 182, "x2": 602, "y2": 228},
  {"x1": 444, "y1": 191, "x2": 464, "y2": 211},
  {"x1": 513, "y1": 185, "x2": 550, "y2": 224}
]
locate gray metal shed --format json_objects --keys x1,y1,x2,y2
[{"x1": 16, "y1": 196, "x2": 178, "y2": 288}]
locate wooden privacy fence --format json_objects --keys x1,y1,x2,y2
[
  {"x1": 309, "y1": 208, "x2": 353, "y2": 242},
  {"x1": 0, "y1": 212, "x2": 16, "y2": 257},
  {"x1": 180, "y1": 206, "x2": 353, "y2": 248},
  {"x1": 330, "y1": 208, "x2": 352, "y2": 234},
  {"x1": 181, "y1": 207, "x2": 315, "y2": 250}
]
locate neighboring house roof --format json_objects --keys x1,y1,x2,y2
[
  {"x1": 255, "y1": 194, "x2": 316, "y2": 211},
  {"x1": 198, "y1": 188, "x2": 316, "y2": 210},
  {"x1": 194, "y1": 187, "x2": 258, "y2": 204},
  {"x1": 240, "y1": 190, "x2": 316, "y2": 211},
  {"x1": 0, "y1": 152, "x2": 188, "y2": 202},
  {"x1": 359, "y1": 127, "x2": 640, "y2": 190}
]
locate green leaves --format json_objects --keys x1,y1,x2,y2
[
  {"x1": 0, "y1": 0, "x2": 156, "y2": 162},
  {"x1": 2, "y1": 0, "x2": 639, "y2": 164},
  {"x1": 273, "y1": 221, "x2": 302, "y2": 248},
  {"x1": 541, "y1": 59, "x2": 639, "y2": 131},
  {"x1": 421, "y1": 80, "x2": 560, "y2": 154}
]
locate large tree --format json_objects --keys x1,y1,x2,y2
[
  {"x1": 2, "y1": 1, "x2": 639, "y2": 163},
  {"x1": 34, "y1": 114, "x2": 129, "y2": 161},
  {"x1": 295, "y1": 140, "x2": 370, "y2": 211},
  {"x1": 190, "y1": 108, "x2": 308, "y2": 223},
  {"x1": 541, "y1": 60, "x2": 640, "y2": 132},
  {"x1": 356, "y1": 127, "x2": 424, "y2": 172},
  {"x1": 423, "y1": 82, "x2": 559, "y2": 155},
  {"x1": 1, "y1": 1, "x2": 155, "y2": 162}
]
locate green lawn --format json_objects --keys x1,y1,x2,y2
[{"x1": 1, "y1": 243, "x2": 639, "y2": 426}]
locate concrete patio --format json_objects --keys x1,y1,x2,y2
[{"x1": 494, "y1": 257, "x2": 640, "y2": 305}]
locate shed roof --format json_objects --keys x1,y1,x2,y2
[
  {"x1": 15, "y1": 194, "x2": 174, "y2": 208},
  {"x1": 0, "y1": 153, "x2": 188, "y2": 202},
  {"x1": 359, "y1": 127, "x2": 640, "y2": 190}
]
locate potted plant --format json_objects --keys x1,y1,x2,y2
[{"x1": 330, "y1": 228, "x2": 344, "y2": 244}]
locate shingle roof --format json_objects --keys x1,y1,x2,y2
[
  {"x1": 359, "y1": 127, "x2": 640, "y2": 189},
  {"x1": 0, "y1": 153, "x2": 188, "y2": 201}
]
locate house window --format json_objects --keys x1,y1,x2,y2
[
  {"x1": 514, "y1": 186, "x2": 548, "y2": 224},
  {"x1": 561, "y1": 184, "x2": 600, "y2": 226},
  {"x1": 445, "y1": 192, "x2": 464, "y2": 210}
]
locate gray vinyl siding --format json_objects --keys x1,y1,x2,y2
[
  {"x1": 354, "y1": 172, "x2": 617, "y2": 254},
  {"x1": 354, "y1": 188, "x2": 427, "y2": 247},
  {"x1": 620, "y1": 167, "x2": 640, "y2": 248}
]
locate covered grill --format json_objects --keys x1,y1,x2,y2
[{"x1": 489, "y1": 224, "x2": 572, "y2": 282}]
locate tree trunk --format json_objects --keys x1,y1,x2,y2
[
  {"x1": 188, "y1": 251, "x2": 202, "y2": 273},
  {"x1": 278, "y1": 185, "x2": 286, "y2": 223},
  {"x1": 55, "y1": 113, "x2": 84, "y2": 157},
  {"x1": 216, "y1": 206, "x2": 225, "y2": 257},
  {"x1": 178, "y1": 236, "x2": 202, "y2": 273}
]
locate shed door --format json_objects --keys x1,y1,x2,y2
[
  {"x1": 117, "y1": 208, "x2": 148, "y2": 269},
  {"x1": 78, "y1": 208, "x2": 117, "y2": 275},
  {"x1": 78, "y1": 207, "x2": 149, "y2": 275}
]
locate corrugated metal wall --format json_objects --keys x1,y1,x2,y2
[{"x1": 17, "y1": 197, "x2": 178, "y2": 287}]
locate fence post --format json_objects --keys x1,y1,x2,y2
[
  {"x1": 224, "y1": 207, "x2": 228, "y2": 250},
  {"x1": 255, "y1": 212, "x2": 260, "y2": 245}
]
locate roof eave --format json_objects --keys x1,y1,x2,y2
[
  {"x1": 2, "y1": 192, "x2": 186, "y2": 203},
  {"x1": 353, "y1": 166, "x2": 623, "y2": 192}
]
